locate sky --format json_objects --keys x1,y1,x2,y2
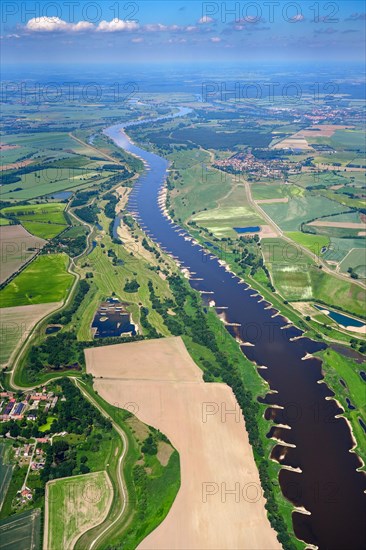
[{"x1": 1, "y1": 0, "x2": 365, "y2": 65}]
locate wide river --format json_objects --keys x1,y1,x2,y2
[{"x1": 104, "y1": 108, "x2": 366, "y2": 549}]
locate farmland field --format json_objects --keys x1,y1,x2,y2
[
  {"x1": 339, "y1": 248, "x2": 366, "y2": 277},
  {"x1": 191, "y1": 205, "x2": 263, "y2": 238},
  {"x1": 88, "y1": 337, "x2": 280, "y2": 550},
  {"x1": 2, "y1": 203, "x2": 68, "y2": 239},
  {"x1": 0, "y1": 225, "x2": 46, "y2": 284},
  {"x1": 0, "y1": 302, "x2": 60, "y2": 367},
  {"x1": 45, "y1": 471, "x2": 112, "y2": 550},
  {"x1": 263, "y1": 238, "x2": 366, "y2": 316},
  {"x1": 260, "y1": 194, "x2": 350, "y2": 231},
  {"x1": 323, "y1": 237, "x2": 366, "y2": 264},
  {"x1": 285, "y1": 231, "x2": 330, "y2": 256},
  {"x1": 0, "y1": 508, "x2": 41, "y2": 550},
  {"x1": 251, "y1": 182, "x2": 304, "y2": 201},
  {"x1": 0, "y1": 254, "x2": 74, "y2": 308}
]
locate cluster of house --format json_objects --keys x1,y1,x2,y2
[
  {"x1": 0, "y1": 389, "x2": 58, "y2": 422},
  {"x1": 214, "y1": 151, "x2": 303, "y2": 180}
]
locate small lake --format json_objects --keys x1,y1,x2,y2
[
  {"x1": 234, "y1": 226, "x2": 260, "y2": 234},
  {"x1": 92, "y1": 298, "x2": 135, "y2": 338},
  {"x1": 315, "y1": 305, "x2": 365, "y2": 328}
]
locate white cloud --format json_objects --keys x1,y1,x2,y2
[
  {"x1": 198, "y1": 16, "x2": 214, "y2": 24},
  {"x1": 97, "y1": 19, "x2": 139, "y2": 32},
  {"x1": 72, "y1": 21, "x2": 95, "y2": 32},
  {"x1": 26, "y1": 17, "x2": 70, "y2": 32},
  {"x1": 210, "y1": 36, "x2": 221, "y2": 42},
  {"x1": 25, "y1": 17, "x2": 138, "y2": 33},
  {"x1": 131, "y1": 37, "x2": 144, "y2": 43}
]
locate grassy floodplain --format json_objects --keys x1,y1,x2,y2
[
  {"x1": 0, "y1": 253, "x2": 74, "y2": 307},
  {"x1": 318, "y1": 348, "x2": 366, "y2": 468}
]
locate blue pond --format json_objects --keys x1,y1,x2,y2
[
  {"x1": 234, "y1": 226, "x2": 260, "y2": 234},
  {"x1": 314, "y1": 305, "x2": 365, "y2": 328}
]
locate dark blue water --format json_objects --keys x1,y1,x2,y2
[
  {"x1": 234, "y1": 226, "x2": 261, "y2": 234},
  {"x1": 104, "y1": 111, "x2": 366, "y2": 550},
  {"x1": 314, "y1": 305, "x2": 365, "y2": 328}
]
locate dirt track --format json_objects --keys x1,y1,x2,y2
[{"x1": 86, "y1": 337, "x2": 280, "y2": 550}]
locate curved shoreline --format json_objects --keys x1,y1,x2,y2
[{"x1": 105, "y1": 108, "x2": 366, "y2": 549}]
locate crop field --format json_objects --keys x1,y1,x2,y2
[
  {"x1": 0, "y1": 225, "x2": 46, "y2": 284},
  {"x1": 309, "y1": 211, "x2": 363, "y2": 224},
  {"x1": 260, "y1": 194, "x2": 349, "y2": 231},
  {"x1": 0, "y1": 253, "x2": 74, "y2": 308},
  {"x1": 288, "y1": 171, "x2": 350, "y2": 188},
  {"x1": 323, "y1": 237, "x2": 365, "y2": 264},
  {"x1": 0, "y1": 444, "x2": 13, "y2": 511},
  {"x1": 0, "y1": 302, "x2": 60, "y2": 367},
  {"x1": 339, "y1": 248, "x2": 366, "y2": 278},
  {"x1": 45, "y1": 471, "x2": 112, "y2": 550},
  {"x1": 88, "y1": 337, "x2": 280, "y2": 550},
  {"x1": 0, "y1": 508, "x2": 41, "y2": 550},
  {"x1": 2, "y1": 203, "x2": 68, "y2": 239},
  {"x1": 285, "y1": 232, "x2": 330, "y2": 256},
  {"x1": 331, "y1": 129, "x2": 366, "y2": 151},
  {"x1": 192, "y1": 205, "x2": 263, "y2": 237},
  {"x1": 251, "y1": 182, "x2": 303, "y2": 200},
  {"x1": 262, "y1": 239, "x2": 366, "y2": 316}
]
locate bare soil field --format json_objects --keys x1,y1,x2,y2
[
  {"x1": 0, "y1": 159, "x2": 33, "y2": 171},
  {"x1": 0, "y1": 144, "x2": 20, "y2": 151},
  {"x1": 86, "y1": 337, "x2": 280, "y2": 550},
  {"x1": 0, "y1": 302, "x2": 60, "y2": 368},
  {"x1": 259, "y1": 225, "x2": 279, "y2": 238},
  {"x1": 0, "y1": 225, "x2": 46, "y2": 284},
  {"x1": 309, "y1": 221, "x2": 366, "y2": 229}
]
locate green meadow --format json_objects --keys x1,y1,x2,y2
[{"x1": 0, "y1": 254, "x2": 74, "y2": 307}]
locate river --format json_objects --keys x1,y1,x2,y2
[{"x1": 104, "y1": 108, "x2": 366, "y2": 550}]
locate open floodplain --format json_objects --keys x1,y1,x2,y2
[{"x1": 86, "y1": 336, "x2": 280, "y2": 550}]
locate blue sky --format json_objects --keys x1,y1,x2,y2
[{"x1": 1, "y1": 1, "x2": 365, "y2": 65}]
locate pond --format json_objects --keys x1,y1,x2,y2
[
  {"x1": 314, "y1": 305, "x2": 365, "y2": 329},
  {"x1": 92, "y1": 298, "x2": 136, "y2": 338}
]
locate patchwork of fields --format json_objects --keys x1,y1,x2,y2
[{"x1": 2, "y1": 203, "x2": 68, "y2": 239}]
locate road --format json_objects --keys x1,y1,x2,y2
[{"x1": 73, "y1": 379, "x2": 129, "y2": 550}]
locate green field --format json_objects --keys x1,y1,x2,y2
[
  {"x1": 192, "y1": 205, "x2": 263, "y2": 237},
  {"x1": 39, "y1": 415, "x2": 57, "y2": 432},
  {"x1": 324, "y1": 238, "x2": 365, "y2": 264},
  {"x1": 285, "y1": 231, "x2": 330, "y2": 256},
  {"x1": 46, "y1": 471, "x2": 112, "y2": 550},
  {"x1": 260, "y1": 194, "x2": 349, "y2": 231},
  {"x1": 263, "y1": 238, "x2": 366, "y2": 316},
  {"x1": 0, "y1": 254, "x2": 74, "y2": 307},
  {"x1": 251, "y1": 182, "x2": 304, "y2": 200},
  {"x1": 1, "y1": 202, "x2": 69, "y2": 239},
  {"x1": 339, "y1": 248, "x2": 366, "y2": 278}
]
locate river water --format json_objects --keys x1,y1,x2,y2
[{"x1": 104, "y1": 109, "x2": 366, "y2": 550}]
